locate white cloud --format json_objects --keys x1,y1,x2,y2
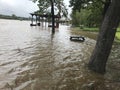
[
  {"x1": 0, "y1": 0, "x2": 71, "y2": 17},
  {"x1": 0, "y1": 0, "x2": 38, "y2": 17}
]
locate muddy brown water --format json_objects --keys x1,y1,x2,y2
[{"x1": 0, "y1": 19, "x2": 120, "y2": 90}]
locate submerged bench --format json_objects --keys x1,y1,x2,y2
[
  {"x1": 30, "y1": 24, "x2": 37, "y2": 26},
  {"x1": 70, "y1": 36, "x2": 85, "y2": 42}
]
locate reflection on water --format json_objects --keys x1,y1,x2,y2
[{"x1": 0, "y1": 19, "x2": 120, "y2": 90}]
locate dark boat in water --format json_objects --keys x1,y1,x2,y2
[{"x1": 70, "y1": 36, "x2": 85, "y2": 42}]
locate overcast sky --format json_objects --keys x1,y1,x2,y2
[{"x1": 0, "y1": 0, "x2": 71, "y2": 17}]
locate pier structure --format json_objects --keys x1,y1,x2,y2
[{"x1": 30, "y1": 13, "x2": 60, "y2": 28}]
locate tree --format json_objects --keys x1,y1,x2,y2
[
  {"x1": 70, "y1": 9, "x2": 91, "y2": 27},
  {"x1": 69, "y1": 0, "x2": 111, "y2": 15},
  {"x1": 69, "y1": 0, "x2": 111, "y2": 27},
  {"x1": 50, "y1": 0, "x2": 55, "y2": 33},
  {"x1": 88, "y1": 0, "x2": 120, "y2": 73},
  {"x1": 69, "y1": 0, "x2": 120, "y2": 73},
  {"x1": 32, "y1": 0, "x2": 68, "y2": 18},
  {"x1": 32, "y1": 0, "x2": 68, "y2": 33},
  {"x1": 70, "y1": 11, "x2": 81, "y2": 26},
  {"x1": 11, "y1": 14, "x2": 17, "y2": 19}
]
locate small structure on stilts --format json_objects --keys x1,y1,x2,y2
[{"x1": 30, "y1": 13, "x2": 61, "y2": 28}]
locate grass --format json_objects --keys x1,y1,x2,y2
[
  {"x1": 72, "y1": 26, "x2": 120, "y2": 40},
  {"x1": 72, "y1": 27, "x2": 99, "y2": 32},
  {"x1": 82, "y1": 27, "x2": 99, "y2": 32},
  {"x1": 83, "y1": 27, "x2": 120, "y2": 32},
  {"x1": 116, "y1": 32, "x2": 120, "y2": 40},
  {"x1": 117, "y1": 28, "x2": 120, "y2": 32}
]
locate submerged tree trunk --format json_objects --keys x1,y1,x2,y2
[
  {"x1": 88, "y1": 0, "x2": 120, "y2": 74},
  {"x1": 50, "y1": 0, "x2": 55, "y2": 34}
]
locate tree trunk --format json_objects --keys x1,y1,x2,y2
[
  {"x1": 51, "y1": 0, "x2": 55, "y2": 33},
  {"x1": 88, "y1": 0, "x2": 120, "y2": 74},
  {"x1": 102, "y1": 0, "x2": 111, "y2": 17}
]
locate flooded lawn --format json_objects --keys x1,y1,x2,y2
[{"x1": 0, "y1": 19, "x2": 120, "y2": 90}]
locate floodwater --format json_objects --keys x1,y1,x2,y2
[{"x1": 0, "y1": 19, "x2": 120, "y2": 90}]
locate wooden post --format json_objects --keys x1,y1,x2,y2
[
  {"x1": 56, "y1": 18, "x2": 59, "y2": 28},
  {"x1": 31, "y1": 14, "x2": 33, "y2": 26},
  {"x1": 45, "y1": 17, "x2": 47, "y2": 27},
  {"x1": 38, "y1": 16, "x2": 40, "y2": 26},
  {"x1": 42, "y1": 17, "x2": 43, "y2": 27},
  {"x1": 35, "y1": 15, "x2": 37, "y2": 25}
]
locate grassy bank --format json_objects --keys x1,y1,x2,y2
[
  {"x1": 83, "y1": 27, "x2": 99, "y2": 32},
  {"x1": 72, "y1": 27, "x2": 120, "y2": 40}
]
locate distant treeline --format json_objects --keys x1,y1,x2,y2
[{"x1": 0, "y1": 14, "x2": 30, "y2": 20}]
